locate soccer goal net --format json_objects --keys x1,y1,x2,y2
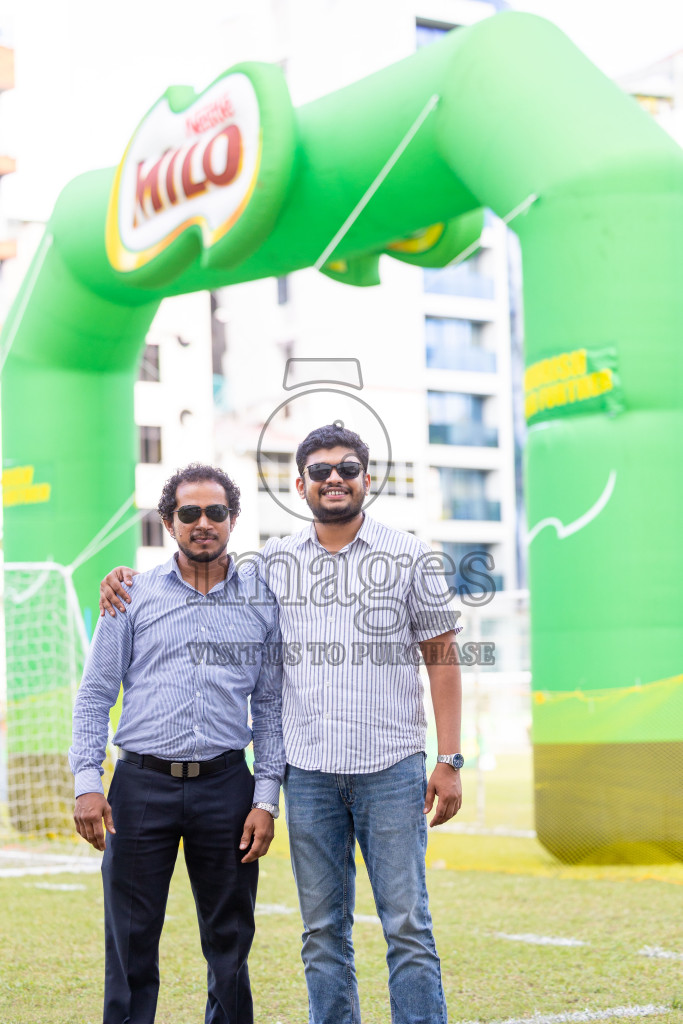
[{"x1": 1, "y1": 562, "x2": 92, "y2": 838}]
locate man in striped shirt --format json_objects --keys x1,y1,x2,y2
[
  {"x1": 72, "y1": 464, "x2": 285, "y2": 1024},
  {"x1": 101, "y1": 426, "x2": 463, "y2": 1024}
]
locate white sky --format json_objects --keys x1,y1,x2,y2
[
  {"x1": 4, "y1": 0, "x2": 683, "y2": 221},
  {"x1": 510, "y1": 0, "x2": 683, "y2": 77}
]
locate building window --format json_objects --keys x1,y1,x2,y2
[
  {"x1": 425, "y1": 317, "x2": 496, "y2": 373},
  {"x1": 141, "y1": 509, "x2": 164, "y2": 547},
  {"x1": 428, "y1": 391, "x2": 498, "y2": 447},
  {"x1": 277, "y1": 276, "x2": 289, "y2": 305},
  {"x1": 440, "y1": 541, "x2": 503, "y2": 596},
  {"x1": 138, "y1": 344, "x2": 160, "y2": 382},
  {"x1": 423, "y1": 255, "x2": 494, "y2": 300},
  {"x1": 435, "y1": 467, "x2": 500, "y2": 521},
  {"x1": 258, "y1": 452, "x2": 291, "y2": 493},
  {"x1": 369, "y1": 460, "x2": 415, "y2": 498},
  {"x1": 139, "y1": 425, "x2": 162, "y2": 464}
]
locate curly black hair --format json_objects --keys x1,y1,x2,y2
[
  {"x1": 157, "y1": 464, "x2": 241, "y2": 523},
  {"x1": 295, "y1": 425, "x2": 369, "y2": 476}
]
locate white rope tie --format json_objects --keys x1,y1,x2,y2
[{"x1": 314, "y1": 93, "x2": 441, "y2": 271}]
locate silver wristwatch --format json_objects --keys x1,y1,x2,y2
[
  {"x1": 437, "y1": 753, "x2": 464, "y2": 771},
  {"x1": 252, "y1": 800, "x2": 280, "y2": 819}
]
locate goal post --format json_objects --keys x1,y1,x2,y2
[{"x1": 3, "y1": 562, "x2": 91, "y2": 836}]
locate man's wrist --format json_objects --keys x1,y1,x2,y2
[
  {"x1": 436, "y1": 753, "x2": 464, "y2": 771},
  {"x1": 74, "y1": 768, "x2": 105, "y2": 799}
]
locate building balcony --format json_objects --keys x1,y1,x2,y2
[
  {"x1": 441, "y1": 498, "x2": 501, "y2": 522},
  {"x1": 423, "y1": 265, "x2": 494, "y2": 300},
  {"x1": 427, "y1": 346, "x2": 497, "y2": 373},
  {"x1": 429, "y1": 422, "x2": 498, "y2": 447}
]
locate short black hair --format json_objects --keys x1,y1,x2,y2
[
  {"x1": 295, "y1": 425, "x2": 370, "y2": 476},
  {"x1": 157, "y1": 463, "x2": 241, "y2": 523}
]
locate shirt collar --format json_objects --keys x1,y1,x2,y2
[
  {"x1": 294, "y1": 513, "x2": 375, "y2": 552},
  {"x1": 160, "y1": 551, "x2": 236, "y2": 587}
]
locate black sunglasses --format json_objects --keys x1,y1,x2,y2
[
  {"x1": 305, "y1": 461, "x2": 364, "y2": 482},
  {"x1": 173, "y1": 504, "x2": 231, "y2": 524}
]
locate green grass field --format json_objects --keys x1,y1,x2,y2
[
  {"x1": 2, "y1": 831, "x2": 683, "y2": 1024},
  {"x1": 2, "y1": 755, "x2": 683, "y2": 1023}
]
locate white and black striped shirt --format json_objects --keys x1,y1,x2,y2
[{"x1": 247, "y1": 515, "x2": 461, "y2": 774}]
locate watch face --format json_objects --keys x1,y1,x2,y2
[{"x1": 453, "y1": 754, "x2": 465, "y2": 770}]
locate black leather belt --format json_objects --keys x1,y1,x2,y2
[{"x1": 118, "y1": 748, "x2": 244, "y2": 778}]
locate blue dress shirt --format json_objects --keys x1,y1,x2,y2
[{"x1": 69, "y1": 554, "x2": 284, "y2": 805}]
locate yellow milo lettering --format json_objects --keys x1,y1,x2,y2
[
  {"x1": 524, "y1": 350, "x2": 613, "y2": 420},
  {"x1": 572, "y1": 349, "x2": 587, "y2": 376},
  {"x1": 2, "y1": 466, "x2": 33, "y2": 488},
  {"x1": 596, "y1": 368, "x2": 613, "y2": 393},
  {"x1": 2, "y1": 466, "x2": 51, "y2": 507}
]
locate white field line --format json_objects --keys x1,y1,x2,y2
[
  {"x1": 457, "y1": 1004, "x2": 671, "y2": 1024},
  {"x1": 496, "y1": 932, "x2": 588, "y2": 947},
  {"x1": 0, "y1": 854, "x2": 102, "y2": 877},
  {"x1": 0, "y1": 863, "x2": 102, "y2": 877},
  {"x1": 255, "y1": 903, "x2": 381, "y2": 925},
  {"x1": 255, "y1": 903, "x2": 296, "y2": 916},
  {"x1": 32, "y1": 882, "x2": 86, "y2": 891},
  {"x1": 638, "y1": 945, "x2": 683, "y2": 960}
]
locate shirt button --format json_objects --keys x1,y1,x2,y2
[
  {"x1": 201, "y1": 626, "x2": 206, "y2": 631},
  {"x1": 325, "y1": 682, "x2": 331, "y2": 688},
  {"x1": 196, "y1": 691, "x2": 200, "y2": 697},
  {"x1": 324, "y1": 712, "x2": 330, "y2": 719}
]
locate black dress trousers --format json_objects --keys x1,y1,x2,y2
[{"x1": 101, "y1": 754, "x2": 258, "y2": 1024}]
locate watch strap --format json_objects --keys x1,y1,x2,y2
[
  {"x1": 437, "y1": 753, "x2": 464, "y2": 770},
  {"x1": 252, "y1": 800, "x2": 279, "y2": 819}
]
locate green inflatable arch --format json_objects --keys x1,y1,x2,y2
[{"x1": 3, "y1": 12, "x2": 683, "y2": 861}]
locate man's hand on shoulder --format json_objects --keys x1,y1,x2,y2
[
  {"x1": 424, "y1": 762, "x2": 462, "y2": 827},
  {"x1": 74, "y1": 793, "x2": 116, "y2": 851},
  {"x1": 99, "y1": 566, "x2": 138, "y2": 617},
  {"x1": 239, "y1": 808, "x2": 275, "y2": 863}
]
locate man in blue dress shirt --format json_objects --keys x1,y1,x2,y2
[{"x1": 70, "y1": 464, "x2": 285, "y2": 1024}]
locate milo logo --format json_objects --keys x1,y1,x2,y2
[{"x1": 105, "y1": 64, "x2": 295, "y2": 283}]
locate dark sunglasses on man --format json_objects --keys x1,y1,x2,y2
[
  {"x1": 305, "y1": 461, "x2": 364, "y2": 482},
  {"x1": 173, "y1": 504, "x2": 231, "y2": 524}
]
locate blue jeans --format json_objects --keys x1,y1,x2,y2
[{"x1": 284, "y1": 753, "x2": 447, "y2": 1024}]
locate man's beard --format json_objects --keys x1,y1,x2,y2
[
  {"x1": 307, "y1": 488, "x2": 365, "y2": 524},
  {"x1": 176, "y1": 536, "x2": 227, "y2": 563}
]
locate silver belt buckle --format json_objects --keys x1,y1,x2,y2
[
  {"x1": 187, "y1": 762, "x2": 200, "y2": 778},
  {"x1": 171, "y1": 762, "x2": 184, "y2": 778}
]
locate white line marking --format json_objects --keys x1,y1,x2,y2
[
  {"x1": 457, "y1": 1004, "x2": 671, "y2": 1024},
  {"x1": 355, "y1": 913, "x2": 382, "y2": 925},
  {"x1": 638, "y1": 945, "x2": 683, "y2": 960},
  {"x1": 527, "y1": 470, "x2": 616, "y2": 545},
  {"x1": 32, "y1": 882, "x2": 86, "y2": 891},
  {"x1": 254, "y1": 903, "x2": 296, "y2": 915},
  {"x1": 496, "y1": 932, "x2": 588, "y2": 947}
]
